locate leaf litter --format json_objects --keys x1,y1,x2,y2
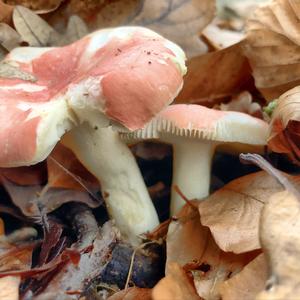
[{"x1": 0, "y1": 0, "x2": 300, "y2": 299}]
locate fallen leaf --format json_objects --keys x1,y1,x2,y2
[
  {"x1": 244, "y1": 0, "x2": 300, "y2": 100},
  {"x1": 0, "y1": 276, "x2": 20, "y2": 300},
  {"x1": 268, "y1": 86, "x2": 300, "y2": 163},
  {"x1": 166, "y1": 204, "x2": 259, "y2": 299},
  {"x1": 40, "y1": 222, "x2": 117, "y2": 298},
  {"x1": 257, "y1": 190, "x2": 300, "y2": 299},
  {"x1": 130, "y1": 0, "x2": 215, "y2": 58},
  {"x1": 47, "y1": 143, "x2": 98, "y2": 193},
  {"x1": 0, "y1": 163, "x2": 47, "y2": 186},
  {"x1": 198, "y1": 171, "x2": 283, "y2": 254},
  {"x1": 152, "y1": 262, "x2": 201, "y2": 300},
  {"x1": 13, "y1": 5, "x2": 61, "y2": 46},
  {"x1": 5, "y1": 0, "x2": 63, "y2": 12},
  {"x1": 175, "y1": 43, "x2": 253, "y2": 105},
  {"x1": 215, "y1": 91, "x2": 263, "y2": 119},
  {"x1": 0, "y1": 1, "x2": 13, "y2": 23},
  {"x1": 65, "y1": 15, "x2": 89, "y2": 43},
  {"x1": 2, "y1": 178, "x2": 100, "y2": 217},
  {"x1": 108, "y1": 287, "x2": 152, "y2": 300},
  {"x1": 202, "y1": 24, "x2": 244, "y2": 50},
  {"x1": 0, "y1": 60, "x2": 36, "y2": 81},
  {"x1": 219, "y1": 253, "x2": 268, "y2": 300},
  {"x1": 0, "y1": 23, "x2": 22, "y2": 51}
]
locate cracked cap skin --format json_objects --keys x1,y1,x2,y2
[{"x1": 0, "y1": 26, "x2": 186, "y2": 167}]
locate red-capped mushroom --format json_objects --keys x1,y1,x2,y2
[
  {"x1": 122, "y1": 104, "x2": 269, "y2": 214},
  {"x1": 0, "y1": 27, "x2": 186, "y2": 244}
]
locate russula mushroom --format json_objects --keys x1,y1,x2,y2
[
  {"x1": 0, "y1": 27, "x2": 186, "y2": 244},
  {"x1": 121, "y1": 104, "x2": 268, "y2": 214}
]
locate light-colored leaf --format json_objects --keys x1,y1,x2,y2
[
  {"x1": 219, "y1": 253, "x2": 268, "y2": 300},
  {"x1": 0, "y1": 23, "x2": 22, "y2": 51},
  {"x1": 166, "y1": 204, "x2": 258, "y2": 299},
  {"x1": 0, "y1": 61, "x2": 36, "y2": 81},
  {"x1": 152, "y1": 262, "x2": 201, "y2": 300},
  {"x1": 175, "y1": 42, "x2": 252, "y2": 105},
  {"x1": 65, "y1": 15, "x2": 89, "y2": 43},
  {"x1": 198, "y1": 171, "x2": 283, "y2": 254},
  {"x1": 13, "y1": 5, "x2": 61, "y2": 46},
  {"x1": 244, "y1": 0, "x2": 300, "y2": 101},
  {"x1": 268, "y1": 86, "x2": 300, "y2": 163},
  {"x1": 257, "y1": 190, "x2": 300, "y2": 299}
]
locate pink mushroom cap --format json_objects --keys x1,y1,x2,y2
[{"x1": 0, "y1": 27, "x2": 186, "y2": 167}]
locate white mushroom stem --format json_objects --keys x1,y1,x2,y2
[
  {"x1": 170, "y1": 140, "x2": 216, "y2": 215},
  {"x1": 62, "y1": 123, "x2": 159, "y2": 246}
]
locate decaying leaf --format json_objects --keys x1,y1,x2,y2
[
  {"x1": 2, "y1": 178, "x2": 100, "y2": 217},
  {"x1": 0, "y1": 23, "x2": 22, "y2": 51},
  {"x1": 198, "y1": 171, "x2": 283, "y2": 254},
  {"x1": 108, "y1": 287, "x2": 152, "y2": 300},
  {"x1": 268, "y1": 86, "x2": 300, "y2": 163},
  {"x1": 0, "y1": 276, "x2": 20, "y2": 300},
  {"x1": 166, "y1": 204, "x2": 259, "y2": 299},
  {"x1": 219, "y1": 253, "x2": 268, "y2": 300},
  {"x1": 0, "y1": 60, "x2": 36, "y2": 81},
  {"x1": 152, "y1": 262, "x2": 201, "y2": 300},
  {"x1": 257, "y1": 190, "x2": 300, "y2": 299},
  {"x1": 244, "y1": 0, "x2": 300, "y2": 100},
  {"x1": 175, "y1": 43, "x2": 253, "y2": 105}
]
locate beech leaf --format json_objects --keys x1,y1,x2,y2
[
  {"x1": 0, "y1": 23, "x2": 22, "y2": 51},
  {"x1": 175, "y1": 43, "x2": 253, "y2": 105},
  {"x1": 244, "y1": 0, "x2": 300, "y2": 100},
  {"x1": 198, "y1": 171, "x2": 283, "y2": 254}
]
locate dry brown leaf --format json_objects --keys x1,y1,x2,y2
[
  {"x1": 166, "y1": 204, "x2": 259, "y2": 299},
  {"x1": 5, "y1": 0, "x2": 62, "y2": 12},
  {"x1": 244, "y1": 0, "x2": 300, "y2": 100},
  {"x1": 0, "y1": 1, "x2": 13, "y2": 23},
  {"x1": 47, "y1": 143, "x2": 98, "y2": 192},
  {"x1": 0, "y1": 276, "x2": 20, "y2": 300},
  {"x1": 257, "y1": 190, "x2": 300, "y2": 299},
  {"x1": 108, "y1": 287, "x2": 152, "y2": 300},
  {"x1": 198, "y1": 171, "x2": 283, "y2": 254},
  {"x1": 268, "y1": 86, "x2": 300, "y2": 163},
  {"x1": 175, "y1": 42, "x2": 253, "y2": 105},
  {"x1": 152, "y1": 262, "x2": 201, "y2": 300},
  {"x1": 219, "y1": 253, "x2": 268, "y2": 300}
]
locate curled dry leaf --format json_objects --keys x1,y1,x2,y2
[
  {"x1": 257, "y1": 190, "x2": 300, "y2": 299},
  {"x1": 166, "y1": 204, "x2": 259, "y2": 299},
  {"x1": 5, "y1": 0, "x2": 63, "y2": 13},
  {"x1": 244, "y1": 0, "x2": 300, "y2": 100},
  {"x1": 152, "y1": 262, "x2": 201, "y2": 300},
  {"x1": 198, "y1": 171, "x2": 283, "y2": 254},
  {"x1": 175, "y1": 43, "x2": 253, "y2": 105},
  {"x1": 0, "y1": 276, "x2": 20, "y2": 300},
  {"x1": 219, "y1": 253, "x2": 268, "y2": 300},
  {"x1": 108, "y1": 287, "x2": 152, "y2": 300},
  {"x1": 268, "y1": 86, "x2": 300, "y2": 163},
  {"x1": 0, "y1": 1, "x2": 13, "y2": 23}
]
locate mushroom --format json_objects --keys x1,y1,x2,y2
[
  {"x1": 0, "y1": 27, "x2": 186, "y2": 244},
  {"x1": 121, "y1": 104, "x2": 268, "y2": 214}
]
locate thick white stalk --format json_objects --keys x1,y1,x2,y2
[
  {"x1": 170, "y1": 140, "x2": 216, "y2": 215},
  {"x1": 62, "y1": 123, "x2": 159, "y2": 245}
]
